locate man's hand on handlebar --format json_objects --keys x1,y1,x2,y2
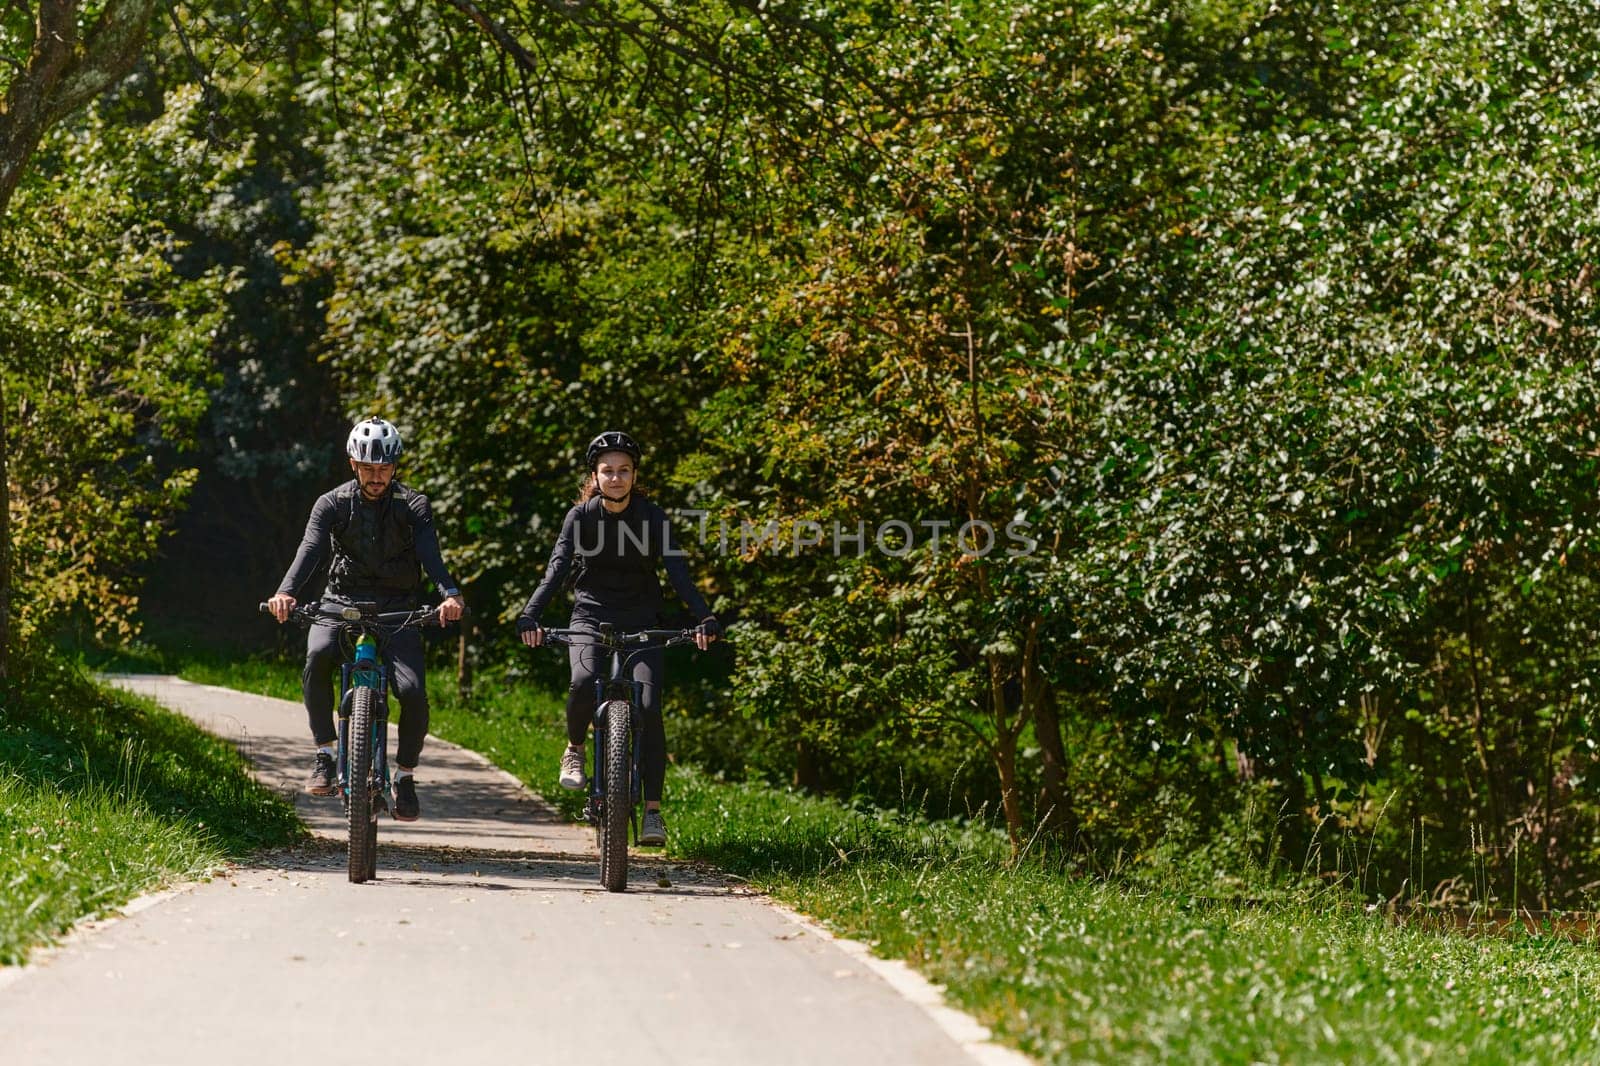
[
  {"x1": 695, "y1": 617, "x2": 722, "y2": 652},
  {"x1": 266, "y1": 593, "x2": 296, "y2": 624},
  {"x1": 438, "y1": 594, "x2": 466, "y2": 627},
  {"x1": 518, "y1": 619, "x2": 545, "y2": 648}
]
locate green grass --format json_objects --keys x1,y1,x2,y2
[
  {"x1": 99, "y1": 643, "x2": 303, "y2": 702},
  {"x1": 0, "y1": 645, "x2": 303, "y2": 965},
  {"x1": 424, "y1": 674, "x2": 1600, "y2": 1064},
  {"x1": 161, "y1": 653, "x2": 1600, "y2": 1063},
  {"x1": 728, "y1": 844, "x2": 1600, "y2": 1063}
]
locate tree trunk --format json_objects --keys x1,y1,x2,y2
[
  {"x1": 794, "y1": 735, "x2": 822, "y2": 792},
  {"x1": 992, "y1": 715, "x2": 1024, "y2": 855},
  {"x1": 988, "y1": 651, "x2": 1025, "y2": 853},
  {"x1": 0, "y1": 372, "x2": 10, "y2": 685},
  {"x1": 0, "y1": 2, "x2": 74, "y2": 219},
  {"x1": 1461, "y1": 580, "x2": 1503, "y2": 848},
  {"x1": 1016, "y1": 617, "x2": 1072, "y2": 842},
  {"x1": 1031, "y1": 681, "x2": 1074, "y2": 840},
  {"x1": 1279, "y1": 753, "x2": 1312, "y2": 871},
  {"x1": 2, "y1": 2, "x2": 163, "y2": 218}
]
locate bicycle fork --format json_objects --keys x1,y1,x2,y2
[
  {"x1": 337, "y1": 636, "x2": 392, "y2": 818},
  {"x1": 589, "y1": 680, "x2": 644, "y2": 839}
]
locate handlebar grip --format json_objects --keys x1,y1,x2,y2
[{"x1": 259, "y1": 602, "x2": 271, "y2": 614}]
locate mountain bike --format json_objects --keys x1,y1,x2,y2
[
  {"x1": 536, "y1": 623, "x2": 702, "y2": 892},
  {"x1": 260, "y1": 600, "x2": 450, "y2": 883}
]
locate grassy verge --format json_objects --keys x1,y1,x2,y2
[
  {"x1": 1, "y1": 645, "x2": 302, "y2": 965},
  {"x1": 720, "y1": 832, "x2": 1600, "y2": 1062},
  {"x1": 161, "y1": 654, "x2": 1600, "y2": 1063},
  {"x1": 97, "y1": 643, "x2": 303, "y2": 702},
  {"x1": 424, "y1": 676, "x2": 1600, "y2": 1064}
]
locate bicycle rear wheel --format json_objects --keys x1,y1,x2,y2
[
  {"x1": 347, "y1": 686, "x2": 378, "y2": 883},
  {"x1": 598, "y1": 700, "x2": 632, "y2": 892}
]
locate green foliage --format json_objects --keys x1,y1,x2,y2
[
  {"x1": 18, "y1": 0, "x2": 1600, "y2": 901},
  {"x1": 1047, "y1": 0, "x2": 1600, "y2": 897},
  {"x1": 2, "y1": 84, "x2": 233, "y2": 641}
]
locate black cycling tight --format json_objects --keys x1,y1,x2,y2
[{"x1": 566, "y1": 637, "x2": 666, "y2": 803}]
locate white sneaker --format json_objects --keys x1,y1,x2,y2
[
  {"x1": 639, "y1": 809, "x2": 666, "y2": 846},
  {"x1": 559, "y1": 745, "x2": 586, "y2": 790}
]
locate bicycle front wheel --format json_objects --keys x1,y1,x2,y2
[
  {"x1": 362, "y1": 812, "x2": 378, "y2": 881},
  {"x1": 347, "y1": 685, "x2": 378, "y2": 883},
  {"x1": 598, "y1": 700, "x2": 632, "y2": 892}
]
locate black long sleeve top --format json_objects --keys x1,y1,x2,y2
[
  {"x1": 517, "y1": 494, "x2": 711, "y2": 626},
  {"x1": 276, "y1": 480, "x2": 460, "y2": 606}
]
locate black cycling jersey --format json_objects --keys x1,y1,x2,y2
[
  {"x1": 517, "y1": 494, "x2": 711, "y2": 626},
  {"x1": 276, "y1": 479, "x2": 460, "y2": 607}
]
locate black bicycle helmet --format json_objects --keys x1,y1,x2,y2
[{"x1": 586, "y1": 430, "x2": 641, "y2": 470}]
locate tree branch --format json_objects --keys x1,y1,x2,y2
[
  {"x1": 435, "y1": 0, "x2": 543, "y2": 75},
  {"x1": 1504, "y1": 296, "x2": 1562, "y2": 333},
  {"x1": 164, "y1": 2, "x2": 228, "y2": 145},
  {"x1": 44, "y1": 0, "x2": 161, "y2": 126}
]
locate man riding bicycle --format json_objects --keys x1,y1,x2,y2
[
  {"x1": 516, "y1": 430, "x2": 720, "y2": 846},
  {"x1": 266, "y1": 417, "x2": 465, "y2": 820}
]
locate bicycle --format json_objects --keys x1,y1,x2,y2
[
  {"x1": 534, "y1": 623, "x2": 703, "y2": 892},
  {"x1": 260, "y1": 600, "x2": 452, "y2": 883}
]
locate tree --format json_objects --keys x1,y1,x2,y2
[
  {"x1": 1, "y1": 1, "x2": 166, "y2": 676},
  {"x1": 3, "y1": 83, "x2": 230, "y2": 649},
  {"x1": 1, "y1": 0, "x2": 930, "y2": 670}
]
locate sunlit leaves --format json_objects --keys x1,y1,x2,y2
[{"x1": 3, "y1": 86, "x2": 231, "y2": 640}]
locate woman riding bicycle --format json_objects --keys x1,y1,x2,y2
[{"x1": 516, "y1": 430, "x2": 720, "y2": 846}]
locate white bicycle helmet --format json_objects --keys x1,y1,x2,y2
[{"x1": 346, "y1": 417, "x2": 403, "y2": 464}]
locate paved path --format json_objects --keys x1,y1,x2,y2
[{"x1": 0, "y1": 676, "x2": 1026, "y2": 1066}]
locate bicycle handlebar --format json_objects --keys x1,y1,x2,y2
[
  {"x1": 536, "y1": 626, "x2": 700, "y2": 649},
  {"x1": 259, "y1": 601, "x2": 450, "y2": 629}
]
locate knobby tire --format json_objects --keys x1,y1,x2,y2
[
  {"x1": 347, "y1": 686, "x2": 378, "y2": 883},
  {"x1": 599, "y1": 700, "x2": 632, "y2": 892},
  {"x1": 363, "y1": 813, "x2": 378, "y2": 881}
]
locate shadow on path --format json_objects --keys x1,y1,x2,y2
[{"x1": 245, "y1": 838, "x2": 741, "y2": 899}]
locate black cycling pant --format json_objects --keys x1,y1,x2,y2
[
  {"x1": 304, "y1": 622, "x2": 429, "y2": 768},
  {"x1": 566, "y1": 620, "x2": 666, "y2": 803}
]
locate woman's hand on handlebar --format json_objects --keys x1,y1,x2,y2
[
  {"x1": 519, "y1": 623, "x2": 546, "y2": 648},
  {"x1": 695, "y1": 616, "x2": 722, "y2": 651},
  {"x1": 266, "y1": 593, "x2": 296, "y2": 624}
]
